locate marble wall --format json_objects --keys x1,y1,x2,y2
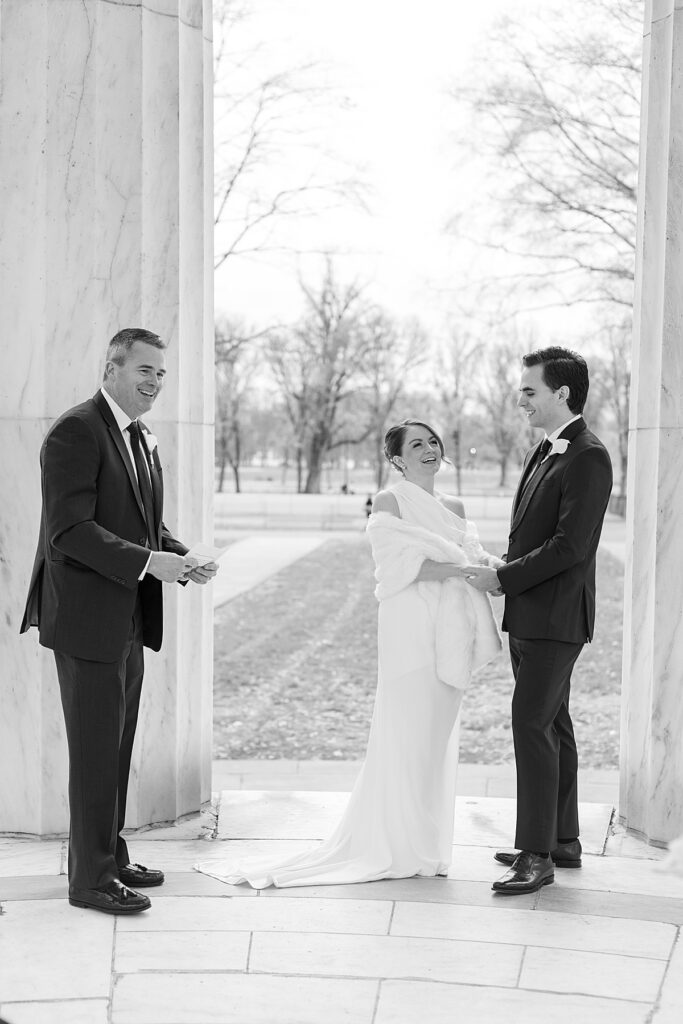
[
  {"x1": 620, "y1": 0, "x2": 683, "y2": 845},
  {"x1": 0, "y1": 0, "x2": 214, "y2": 834}
]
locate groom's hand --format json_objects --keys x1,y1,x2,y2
[{"x1": 463, "y1": 565, "x2": 501, "y2": 593}]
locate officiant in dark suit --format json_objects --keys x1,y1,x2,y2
[
  {"x1": 464, "y1": 347, "x2": 613, "y2": 894},
  {"x1": 21, "y1": 327, "x2": 218, "y2": 914}
]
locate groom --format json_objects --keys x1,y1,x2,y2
[
  {"x1": 465, "y1": 347, "x2": 612, "y2": 895},
  {"x1": 21, "y1": 327, "x2": 217, "y2": 914}
]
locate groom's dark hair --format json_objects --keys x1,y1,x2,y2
[{"x1": 523, "y1": 347, "x2": 589, "y2": 414}]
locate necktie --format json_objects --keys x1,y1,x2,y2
[
  {"x1": 519, "y1": 438, "x2": 552, "y2": 499},
  {"x1": 127, "y1": 421, "x2": 159, "y2": 550}
]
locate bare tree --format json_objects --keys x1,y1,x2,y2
[
  {"x1": 357, "y1": 313, "x2": 427, "y2": 491},
  {"x1": 589, "y1": 324, "x2": 631, "y2": 498},
  {"x1": 436, "y1": 327, "x2": 482, "y2": 495},
  {"x1": 453, "y1": 0, "x2": 640, "y2": 321},
  {"x1": 478, "y1": 339, "x2": 528, "y2": 488},
  {"x1": 267, "y1": 261, "x2": 382, "y2": 493},
  {"x1": 214, "y1": 317, "x2": 267, "y2": 492},
  {"x1": 213, "y1": 0, "x2": 364, "y2": 271}
]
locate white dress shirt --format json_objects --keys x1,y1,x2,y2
[
  {"x1": 545, "y1": 414, "x2": 581, "y2": 445},
  {"x1": 100, "y1": 387, "x2": 153, "y2": 578}
]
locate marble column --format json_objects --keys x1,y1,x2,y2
[
  {"x1": 620, "y1": 0, "x2": 683, "y2": 846},
  {"x1": 0, "y1": 0, "x2": 214, "y2": 835}
]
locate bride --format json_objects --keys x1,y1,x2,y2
[{"x1": 195, "y1": 418, "x2": 503, "y2": 888}]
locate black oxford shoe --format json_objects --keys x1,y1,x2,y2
[
  {"x1": 494, "y1": 839, "x2": 582, "y2": 869},
  {"x1": 492, "y1": 851, "x2": 554, "y2": 895},
  {"x1": 69, "y1": 879, "x2": 151, "y2": 914},
  {"x1": 118, "y1": 862, "x2": 165, "y2": 888}
]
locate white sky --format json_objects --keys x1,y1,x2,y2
[{"x1": 214, "y1": 0, "x2": 572, "y2": 338}]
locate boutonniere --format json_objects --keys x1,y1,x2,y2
[
  {"x1": 143, "y1": 432, "x2": 158, "y2": 455},
  {"x1": 545, "y1": 438, "x2": 571, "y2": 459}
]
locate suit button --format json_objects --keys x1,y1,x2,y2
[{"x1": 139, "y1": 537, "x2": 146, "y2": 545}]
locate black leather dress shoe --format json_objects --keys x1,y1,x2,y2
[
  {"x1": 69, "y1": 879, "x2": 151, "y2": 914},
  {"x1": 494, "y1": 839, "x2": 582, "y2": 869},
  {"x1": 492, "y1": 851, "x2": 554, "y2": 895},
  {"x1": 118, "y1": 862, "x2": 165, "y2": 888}
]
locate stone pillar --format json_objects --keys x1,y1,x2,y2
[
  {"x1": 0, "y1": 0, "x2": 214, "y2": 834},
  {"x1": 620, "y1": 0, "x2": 683, "y2": 846}
]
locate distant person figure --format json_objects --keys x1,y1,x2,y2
[
  {"x1": 463, "y1": 348, "x2": 613, "y2": 895},
  {"x1": 20, "y1": 328, "x2": 218, "y2": 915},
  {"x1": 195, "y1": 418, "x2": 502, "y2": 887},
  {"x1": 364, "y1": 494, "x2": 373, "y2": 518}
]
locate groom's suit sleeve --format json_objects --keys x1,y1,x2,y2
[
  {"x1": 497, "y1": 446, "x2": 612, "y2": 597},
  {"x1": 43, "y1": 415, "x2": 150, "y2": 588}
]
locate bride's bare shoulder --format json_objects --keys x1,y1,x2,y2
[
  {"x1": 372, "y1": 490, "x2": 401, "y2": 516},
  {"x1": 439, "y1": 493, "x2": 466, "y2": 518}
]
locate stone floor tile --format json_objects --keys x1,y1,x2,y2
[
  {"x1": 0, "y1": 999, "x2": 110, "y2": 1024},
  {"x1": 152, "y1": 871, "x2": 257, "y2": 898},
  {"x1": 653, "y1": 931, "x2": 683, "y2": 1024},
  {"x1": 604, "y1": 827, "x2": 669, "y2": 861},
  {"x1": 257, "y1": 875, "x2": 535, "y2": 907},
  {"x1": 112, "y1": 974, "x2": 377, "y2": 1024},
  {"x1": 0, "y1": 899, "x2": 113, "y2": 1001},
  {"x1": 483, "y1": 778, "x2": 517, "y2": 797},
  {"x1": 229, "y1": 774, "x2": 360, "y2": 792},
  {"x1": 0, "y1": 874, "x2": 67, "y2": 901},
  {"x1": 295, "y1": 760, "x2": 363, "y2": 776},
  {"x1": 520, "y1": 946, "x2": 666, "y2": 1002},
  {"x1": 537, "y1": 883, "x2": 683, "y2": 924},
  {"x1": 556, "y1": 856, "x2": 683, "y2": 899},
  {"x1": 114, "y1": 930, "x2": 249, "y2": 973},
  {"x1": 217, "y1": 791, "x2": 347, "y2": 840},
  {"x1": 453, "y1": 798, "x2": 613, "y2": 854},
  {"x1": 374, "y1": 981, "x2": 650, "y2": 1024},
  {"x1": 116, "y1": 895, "x2": 391, "y2": 934},
  {"x1": 0, "y1": 838, "x2": 64, "y2": 876},
  {"x1": 391, "y1": 901, "x2": 676, "y2": 959},
  {"x1": 249, "y1": 932, "x2": 522, "y2": 986}
]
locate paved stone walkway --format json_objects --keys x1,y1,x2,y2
[
  {"x1": 1, "y1": 779, "x2": 681, "y2": 1024},
  {"x1": 1, "y1": 507, "x2": 649, "y2": 1024}
]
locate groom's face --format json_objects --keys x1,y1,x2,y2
[{"x1": 517, "y1": 363, "x2": 567, "y2": 433}]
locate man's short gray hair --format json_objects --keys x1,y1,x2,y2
[{"x1": 103, "y1": 328, "x2": 166, "y2": 378}]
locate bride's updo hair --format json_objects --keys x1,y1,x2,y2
[{"x1": 384, "y1": 419, "x2": 446, "y2": 474}]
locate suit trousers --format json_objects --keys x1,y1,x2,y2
[
  {"x1": 54, "y1": 594, "x2": 145, "y2": 890},
  {"x1": 509, "y1": 635, "x2": 583, "y2": 852}
]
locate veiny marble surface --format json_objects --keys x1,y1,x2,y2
[
  {"x1": 0, "y1": 0, "x2": 213, "y2": 835},
  {"x1": 621, "y1": 0, "x2": 683, "y2": 844}
]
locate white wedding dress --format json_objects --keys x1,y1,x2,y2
[{"x1": 195, "y1": 479, "x2": 501, "y2": 888}]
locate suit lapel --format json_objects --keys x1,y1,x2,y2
[
  {"x1": 510, "y1": 418, "x2": 587, "y2": 533},
  {"x1": 92, "y1": 391, "x2": 146, "y2": 521}
]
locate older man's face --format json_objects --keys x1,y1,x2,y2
[{"x1": 104, "y1": 342, "x2": 166, "y2": 420}]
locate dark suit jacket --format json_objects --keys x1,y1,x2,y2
[
  {"x1": 20, "y1": 390, "x2": 187, "y2": 662},
  {"x1": 497, "y1": 417, "x2": 613, "y2": 643}
]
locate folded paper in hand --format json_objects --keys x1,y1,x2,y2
[{"x1": 186, "y1": 542, "x2": 230, "y2": 567}]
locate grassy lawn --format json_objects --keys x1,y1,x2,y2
[{"x1": 213, "y1": 536, "x2": 623, "y2": 768}]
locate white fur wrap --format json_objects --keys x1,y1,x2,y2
[{"x1": 367, "y1": 511, "x2": 502, "y2": 690}]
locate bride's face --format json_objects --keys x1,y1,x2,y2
[{"x1": 397, "y1": 426, "x2": 442, "y2": 480}]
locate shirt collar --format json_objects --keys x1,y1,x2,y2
[
  {"x1": 100, "y1": 386, "x2": 134, "y2": 433},
  {"x1": 546, "y1": 414, "x2": 581, "y2": 444}
]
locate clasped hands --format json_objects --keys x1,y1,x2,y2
[{"x1": 455, "y1": 564, "x2": 503, "y2": 596}]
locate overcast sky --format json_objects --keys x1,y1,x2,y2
[{"x1": 214, "y1": 0, "x2": 563, "y2": 337}]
